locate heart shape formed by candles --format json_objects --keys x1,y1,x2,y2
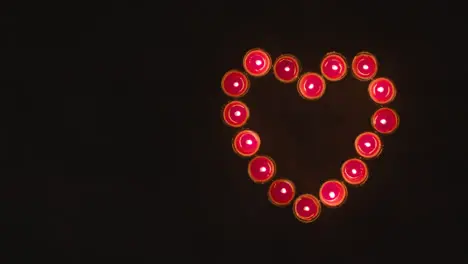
[{"x1": 221, "y1": 49, "x2": 399, "y2": 223}]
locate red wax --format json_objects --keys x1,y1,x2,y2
[
  {"x1": 341, "y1": 158, "x2": 368, "y2": 185},
  {"x1": 243, "y1": 49, "x2": 272, "y2": 77},
  {"x1": 354, "y1": 132, "x2": 382, "y2": 159},
  {"x1": 297, "y1": 72, "x2": 326, "y2": 100},
  {"x1": 232, "y1": 130, "x2": 261, "y2": 157},
  {"x1": 273, "y1": 55, "x2": 300, "y2": 83},
  {"x1": 248, "y1": 156, "x2": 276, "y2": 183},
  {"x1": 319, "y1": 180, "x2": 347, "y2": 207},
  {"x1": 222, "y1": 101, "x2": 250, "y2": 128},
  {"x1": 293, "y1": 194, "x2": 321, "y2": 223},
  {"x1": 221, "y1": 70, "x2": 250, "y2": 98},
  {"x1": 352, "y1": 52, "x2": 378, "y2": 81},
  {"x1": 320, "y1": 52, "x2": 347, "y2": 81},
  {"x1": 368, "y1": 77, "x2": 396, "y2": 104},
  {"x1": 268, "y1": 179, "x2": 295, "y2": 206},
  {"x1": 371, "y1": 107, "x2": 399, "y2": 134}
]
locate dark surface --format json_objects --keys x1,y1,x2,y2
[{"x1": 2, "y1": 1, "x2": 465, "y2": 262}]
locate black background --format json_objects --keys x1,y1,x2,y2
[{"x1": 2, "y1": 1, "x2": 466, "y2": 262}]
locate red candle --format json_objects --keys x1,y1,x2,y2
[
  {"x1": 293, "y1": 194, "x2": 321, "y2": 223},
  {"x1": 352, "y1": 52, "x2": 378, "y2": 81},
  {"x1": 243, "y1": 48, "x2": 272, "y2": 77},
  {"x1": 368, "y1": 77, "x2": 396, "y2": 104},
  {"x1": 320, "y1": 52, "x2": 347, "y2": 81},
  {"x1": 319, "y1": 180, "x2": 347, "y2": 207},
  {"x1": 232, "y1": 130, "x2": 261, "y2": 157},
  {"x1": 268, "y1": 179, "x2": 296, "y2": 206},
  {"x1": 354, "y1": 132, "x2": 382, "y2": 159},
  {"x1": 371, "y1": 107, "x2": 400, "y2": 134},
  {"x1": 297, "y1": 72, "x2": 326, "y2": 100},
  {"x1": 222, "y1": 101, "x2": 250, "y2": 128},
  {"x1": 221, "y1": 70, "x2": 250, "y2": 98},
  {"x1": 273, "y1": 55, "x2": 300, "y2": 83},
  {"x1": 341, "y1": 158, "x2": 369, "y2": 185},
  {"x1": 248, "y1": 156, "x2": 276, "y2": 183}
]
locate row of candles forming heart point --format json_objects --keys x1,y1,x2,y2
[{"x1": 220, "y1": 48, "x2": 399, "y2": 223}]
